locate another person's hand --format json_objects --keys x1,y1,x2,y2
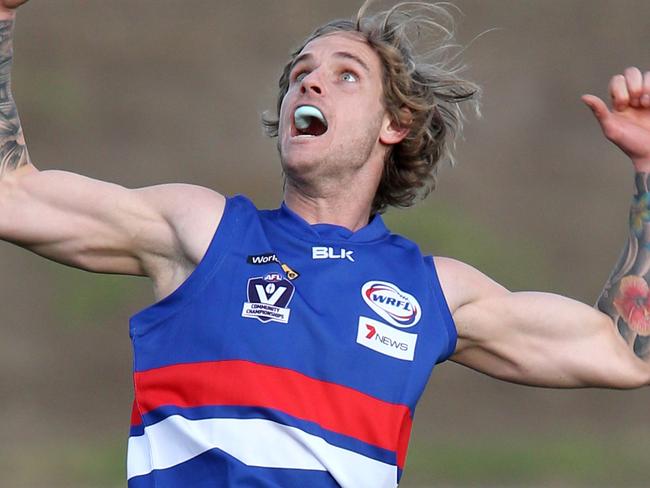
[{"x1": 583, "y1": 67, "x2": 650, "y2": 172}]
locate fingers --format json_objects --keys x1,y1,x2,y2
[
  {"x1": 609, "y1": 67, "x2": 650, "y2": 111},
  {"x1": 643, "y1": 71, "x2": 650, "y2": 108},
  {"x1": 1, "y1": 0, "x2": 29, "y2": 8},
  {"x1": 582, "y1": 94, "x2": 611, "y2": 126},
  {"x1": 626, "y1": 67, "x2": 643, "y2": 107},
  {"x1": 610, "y1": 74, "x2": 628, "y2": 111},
  {"x1": 0, "y1": 0, "x2": 27, "y2": 10}
]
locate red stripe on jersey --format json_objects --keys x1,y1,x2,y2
[
  {"x1": 130, "y1": 400, "x2": 142, "y2": 427},
  {"x1": 133, "y1": 360, "x2": 412, "y2": 468}
]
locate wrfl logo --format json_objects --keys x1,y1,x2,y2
[{"x1": 361, "y1": 280, "x2": 421, "y2": 328}]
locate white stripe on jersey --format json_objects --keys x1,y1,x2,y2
[{"x1": 127, "y1": 415, "x2": 397, "y2": 488}]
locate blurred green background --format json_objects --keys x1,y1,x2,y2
[{"x1": 1, "y1": 1, "x2": 650, "y2": 486}]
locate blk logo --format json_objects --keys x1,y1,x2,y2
[{"x1": 312, "y1": 246, "x2": 355, "y2": 262}]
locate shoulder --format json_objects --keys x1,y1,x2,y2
[
  {"x1": 432, "y1": 256, "x2": 509, "y2": 314},
  {"x1": 134, "y1": 183, "x2": 227, "y2": 264},
  {"x1": 133, "y1": 184, "x2": 230, "y2": 299}
]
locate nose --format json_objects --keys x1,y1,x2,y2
[{"x1": 300, "y1": 70, "x2": 323, "y2": 96}]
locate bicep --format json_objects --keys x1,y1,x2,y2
[
  {"x1": 452, "y1": 292, "x2": 629, "y2": 387},
  {"x1": 0, "y1": 167, "x2": 224, "y2": 278},
  {"x1": 436, "y1": 258, "x2": 648, "y2": 388}
]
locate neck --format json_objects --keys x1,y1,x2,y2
[
  {"x1": 280, "y1": 139, "x2": 388, "y2": 230},
  {"x1": 283, "y1": 180, "x2": 376, "y2": 231}
]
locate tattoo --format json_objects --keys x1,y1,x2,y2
[
  {"x1": 598, "y1": 172, "x2": 650, "y2": 359},
  {"x1": 0, "y1": 19, "x2": 30, "y2": 179}
]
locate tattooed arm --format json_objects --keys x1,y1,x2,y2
[
  {"x1": 597, "y1": 175, "x2": 650, "y2": 358},
  {"x1": 0, "y1": 3, "x2": 30, "y2": 178},
  {"x1": 589, "y1": 69, "x2": 650, "y2": 360},
  {"x1": 0, "y1": 4, "x2": 225, "y2": 300},
  {"x1": 434, "y1": 68, "x2": 650, "y2": 389}
]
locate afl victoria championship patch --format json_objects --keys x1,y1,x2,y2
[{"x1": 242, "y1": 273, "x2": 295, "y2": 324}]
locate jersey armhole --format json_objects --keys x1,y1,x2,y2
[
  {"x1": 129, "y1": 195, "x2": 245, "y2": 336},
  {"x1": 425, "y1": 255, "x2": 458, "y2": 362}
]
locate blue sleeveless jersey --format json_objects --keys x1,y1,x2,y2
[{"x1": 127, "y1": 195, "x2": 457, "y2": 488}]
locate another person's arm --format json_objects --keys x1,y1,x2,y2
[
  {"x1": 0, "y1": 2, "x2": 225, "y2": 300},
  {"x1": 437, "y1": 67, "x2": 650, "y2": 389}
]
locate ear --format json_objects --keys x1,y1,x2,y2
[{"x1": 379, "y1": 109, "x2": 411, "y2": 146}]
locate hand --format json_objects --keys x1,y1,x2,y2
[
  {"x1": 0, "y1": 0, "x2": 28, "y2": 17},
  {"x1": 582, "y1": 67, "x2": 650, "y2": 172},
  {"x1": 0, "y1": 0, "x2": 29, "y2": 9}
]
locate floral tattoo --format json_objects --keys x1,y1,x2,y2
[{"x1": 598, "y1": 172, "x2": 650, "y2": 359}]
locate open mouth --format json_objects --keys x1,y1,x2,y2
[{"x1": 293, "y1": 105, "x2": 328, "y2": 137}]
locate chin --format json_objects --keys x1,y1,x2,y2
[{"x1": 280, "y1": 152, "x2": 322, "y2": 178}]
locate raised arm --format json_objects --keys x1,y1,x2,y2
[
  {"x1": 0, "y1": 2, "x2": 30, "y2": 176},
  {"x1": 590, "y1": 69, "x2": 650, "y2": 359},
  {"x1": 437, "y1": 67, "x2": 650, "y2": 389},
  {"x1": 0, "y1": 2, "x2": 225, "y2": 300}
]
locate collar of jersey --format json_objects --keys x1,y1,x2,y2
[{"x1": 273, "y1": 201, "x2": 390, "y2": 243}]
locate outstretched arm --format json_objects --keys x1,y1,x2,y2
[
  {"x1": 438, "y1": 67, "x2": 650, "y2": 389},
  {"x1": 0, "y1": 2, "x2": 225, "y2": 300}
]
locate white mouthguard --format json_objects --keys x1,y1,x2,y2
[{"x1": 294, "y1": 105, "x2": 327, "y2": 130}]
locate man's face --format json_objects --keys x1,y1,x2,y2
[{"x1": 278, "y1": 32, "x2": 391, "y2": 184}]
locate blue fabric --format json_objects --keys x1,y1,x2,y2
[
  {"x1": 128, "y1": 194, "x2": 458, "y2": 486},
  {"x1": 128, "y1": 447, "x2": 342, "y2": 488}
]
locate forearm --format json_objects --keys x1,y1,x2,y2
[
  {"x1": 0, "y1": 10, "x2": 30, "y2": 180},
  {"x1": 598, "y1": 172, "x2": 650, "y2": 361}
]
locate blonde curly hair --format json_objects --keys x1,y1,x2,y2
[{"x1": 263, "y1": 1, "x2": 480, "y2": 214}]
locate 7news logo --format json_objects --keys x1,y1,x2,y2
[
  {"x1": 356, "y1": 317, "x2": 417, "y2": 361},
  {"x1": 364, "y1": 324, "x2": 408, "y2": 351}
]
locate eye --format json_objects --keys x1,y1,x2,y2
[
  {"x1": 341, "y1": 71, "x2": 358, "y2": 83},
  {"x1": 293, "y1": 70, "x2": 309, "y2": 83}
]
